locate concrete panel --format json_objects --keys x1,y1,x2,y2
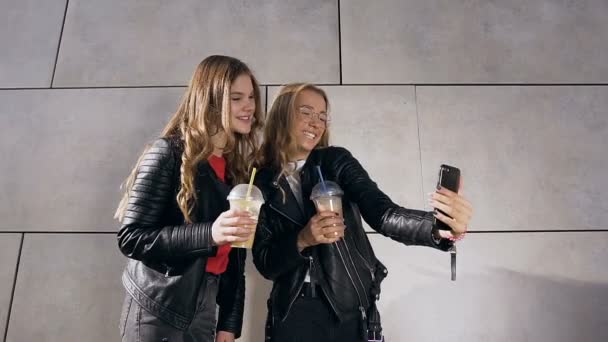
[
  {"x1": 0, "y1": 87, "x2": 265, "y2": 231},
  {"x1": 370, "y1": 232, "x2": 608, "y2": 341},
  {"x1": 0, "y1": 234, "x2": 21, "y2": 339},
  {"x1": 417, "y1": 86, "x2": 608, "y2": 230},
  {"x1": 54, "y1": 0, "x2": 339, "y2": 86},
  {"x1": 341, "y1": 0, "x2": 608, "y2": 83},
  {"x1": 0, "y1": 88, "x2": 182, "y2": 231},
  {"x1": 241, "y1": 250, "x2": 273, "y2": 342},
  {"x1": 0, "y1": 0, "x2": 66, "y2": 87},
  {"x1": 5, "y1": 234, "x2": 125, "y2": 342}
]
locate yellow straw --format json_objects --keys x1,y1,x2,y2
[{"x1": 246, "y1": 167, "x2": 257, "y2": 200}]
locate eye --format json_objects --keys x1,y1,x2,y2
[
  {"x1": 299, "y1": 107, "x2": 312, "y2": 115},
  {"x1": 231, "y1": 97, "x2": 242, "y2": 101}
]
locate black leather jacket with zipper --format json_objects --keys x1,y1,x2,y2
[
  {"x1": 252, "y1": 146, "x2": 453, "y2": 326},
  {"x1": 117, "y1": 137, "x2": 246, "y2": 337}
]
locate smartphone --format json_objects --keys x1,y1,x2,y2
[{"x1": 434, "y1": 164, "x2": 460, "y2": 230}]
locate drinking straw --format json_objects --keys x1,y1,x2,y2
[
  {"x1": 316, "y1": 166, "x2": 327, "y2": 192},
  {"x1": 246, "y1": 167, "x2": 257, "y2": 200}
]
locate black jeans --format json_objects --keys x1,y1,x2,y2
[
  {"x1": 119, "y1": 273, "x2": 219, "y2": 342},
  {"x1": 272, "y1": 288, "x2": 364, "y2": 342}
]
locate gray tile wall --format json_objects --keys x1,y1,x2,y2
[
  {"x1": 0, "y1": 235, "x2": 21, "y2": 340},
  {"x1": 53, "y1": 0, "x2": 339, "y2": 86},
  {"x1": 0, "y1": 0, "x2": 67, "y2": 88},
  {"x1": 341, "y1": 0, "x2": 608, "y2": 83},
  {"x1": 5, "y1": 234, "x2": 125, "y2": 342},
  {"x1": 1, "y1": 1, "x2": 606, "y2": 341}
]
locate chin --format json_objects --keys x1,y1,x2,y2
[
  {"x1": 301, "y1": 141, "x2": 318, "y2": 152},
  {"x1": 233, "y1": 124, "x2": 252, "y2": 135}
]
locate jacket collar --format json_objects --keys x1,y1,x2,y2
[
  {"x1": 257, "y1": 150, "x2": 326, "y2": 227},
  {"x1": 197, "y1": 160, "x2": 231, "y2": 200}
]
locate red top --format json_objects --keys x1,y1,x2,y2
[{"x1": 205, "y1": 154, "x2": 231, "y2": 275}]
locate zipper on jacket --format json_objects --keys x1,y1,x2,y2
[
  {"x1": 342, "y1": 239, "x2": 370, "y2": 308},
  {"x1": 308, "y1": 256, "x2": 316, "y2": 297},
  {"x1": 347, "y1": 233, "x2": 376, "y2": 283},
  {"x1": 334, "y1": 240, "x2": 367, "y2": 313}
]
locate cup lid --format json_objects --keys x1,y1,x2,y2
[
  {"x1": 310, "y1": 181, "x2": 343, "y2": 200},
  {"x1": 227, "y1": 184, "x2": 265, "y2": 202}
]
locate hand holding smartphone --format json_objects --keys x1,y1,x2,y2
[{"x1": 434, "y1": 164, "x2": 460, "y2": 231}]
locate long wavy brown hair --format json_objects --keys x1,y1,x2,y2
[
  {"x1": 115, "y1": 55, "x2": 263, "y2": 223},
  {"x1": 258, "y1": 83, "x2": 330, "y2": 179}
]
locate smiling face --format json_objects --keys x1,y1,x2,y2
[
  {"x1": 290, "y1": 89, "x2": 328, "y2": 160},
  {"x1": 229, "y1": 73, "x2": 256, "y2": 134}
]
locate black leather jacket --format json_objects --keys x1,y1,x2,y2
[
  {"x1": 253, "y1": 146, "x2": 452, "y2": 324},
  {"x1": 117, "y1": 137, "x2": 246, "y2": 337}
]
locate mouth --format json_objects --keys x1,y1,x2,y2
[
  {"x1": 303, "y1": 131, "x2": 317, "y2": 140},
  {"x1": 236, "y1": 115, "x2": 252, "y2": 123}
]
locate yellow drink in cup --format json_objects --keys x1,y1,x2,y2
[{"x1": 227, "y1": 184, "x2": 264, "y2": 248}]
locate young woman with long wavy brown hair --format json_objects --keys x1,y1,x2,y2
[{"x1": 115, "y1": 55, "x2": 263, "y2": 342}]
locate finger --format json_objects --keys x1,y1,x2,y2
[
  {"x1": 325, "y1": 236, "x2": 341, "y2": 244},
  {"x1": 310, "y1": 212, "x2": 330, "y2": 224},
  {"x1": 321, "y1": 225, "x2": 346, "y2": 236},
  {"x1": 436, "y1": 186, "x2": 457, "y2": 197},
  {"x1": 457, "y1": 195, "x2": 473, "y2": 212},
  {"x1": 312, "y1": 228, "x2": 340, "y2": 243},
  {"x1": 221, "y1": 209, "x2": 254, "y2": 218},
  {"x1": 318, "y1": 215, "x2": 344, "y2": 226},
  {"x1": 436, "y1": 229, "x2": 465, "y2": 241},
  {"x1": 436, "y1": 229, "x2": 455, "y2": 239},
  {"x1": 223, "y1": 226, "x2": 254, "y2": 237},
  {"x1": 436, "y1": 202, "x2": 472, "y2": 224},
  {"x1": 450, "y1": 205, "x2": 473, "y2": 227},
  {"x1": 458, "y1": 176, "x2": 464, "y2": 195},
  {"x1": 431, "y1": 192, "x2": 472, "y2": 215},
  {"x1": 225, "y1": 235, "x2": 250, "y2": 243},
  {"x1": 430, "y1": 191, "x2": 454, "y2": 204},
  {"x1": 319, "y1": 234, "x2": 341, "y2": 244},
  {"x1": 323, "y1": 231, "x2": 344, "y2": 239},
  {"x1": 434, "y1": 211, "x2": 466, "y2": 233},
  {"x1": 316, "y1": 211, "x2": 340, "y2": 219},
  {"x1": 221, "y1": 216, "x2": 257, "y2": 227},
  {"x1": 440, "y1": 191, "x2": 472, "y2": 211},
  {"x1": 429, "y1": 199, "x2": 454, "y2": 217}
]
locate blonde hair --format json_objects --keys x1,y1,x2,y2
[
  {"x1": 258, "y1": 83, "x2": 330, "y2": 179},
  {"x1": 116, "y1": 55, "x2": 263, "y2": 223}
]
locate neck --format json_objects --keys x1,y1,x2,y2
[
  {"x1": 289, "y1": 148, "x2": 310, "y2": 162},
  {"x1": 211, "y1": 146, "x2": 223, "y2": 157}
]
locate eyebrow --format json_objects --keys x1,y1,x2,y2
[
  {"x1": 230, "y1": 91, "x2": 254, "y2": 96},
  {"x1": 299, "y1": 104, "x2": 327, "y2": 113}
]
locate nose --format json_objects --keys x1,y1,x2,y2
[
  {"x1": 307, "y1": 118, "x2": 323, "y2": 129},
  {"x1": 244, "y1": 97, "x2": 255, "y2": 113}
]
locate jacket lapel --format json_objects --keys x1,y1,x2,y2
[
  {"x1": 270, "y1": 176, "x2": 308, "y2": 228},
  {"x1": 198, "y1": 161, "x2": 231, "y2": 200}
]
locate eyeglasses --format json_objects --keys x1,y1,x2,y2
[{"x1": 297, "y1": 106, "x2": 330, "y2": 124}]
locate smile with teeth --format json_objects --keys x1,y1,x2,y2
[
  {"x1": 236, "y1": 115, "x2": 251, "y2": 121},
  {"x1": 303, "y1": 131, "x2": 317, "y2": 140}
]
